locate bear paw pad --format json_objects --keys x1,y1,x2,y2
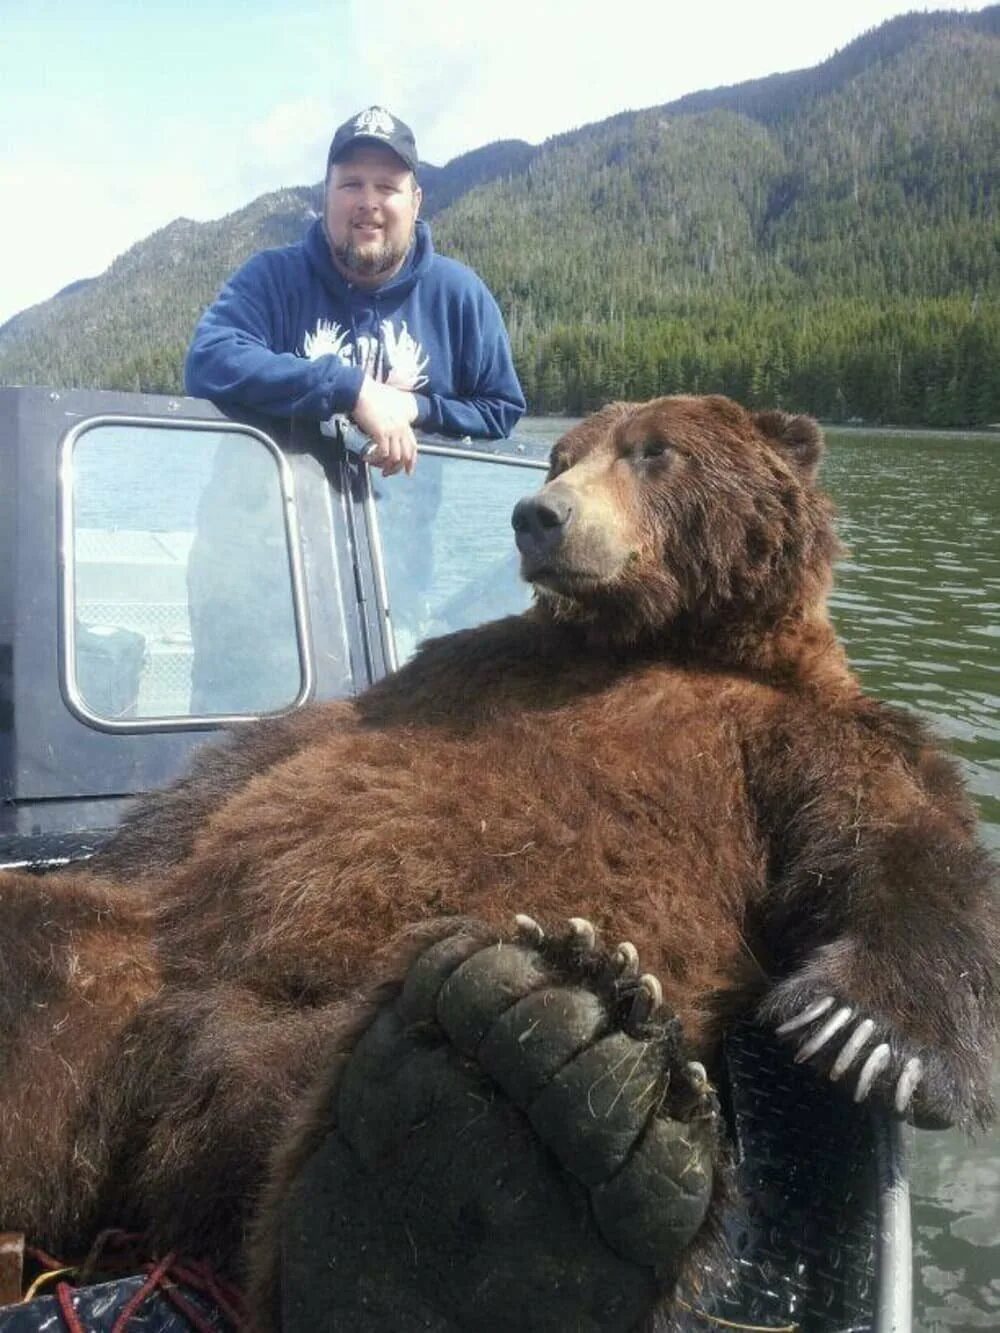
[{"x1": 273, "y1": 916, "x2": 719, "y2": 1332}]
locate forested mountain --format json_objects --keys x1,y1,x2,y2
[{"x1": 1, "y1": 5, "x2": 998, "y2": 425}]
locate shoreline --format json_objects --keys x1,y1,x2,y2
[
  {"x1": 823, "y1": 423, "x2": 1000, "y2": 439},
  {"x1": 523, "y1": 415, "x2": 1000, "y2": 441}
]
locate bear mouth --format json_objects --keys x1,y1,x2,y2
[{"x1": 521, "y1": 559, "x2": 611, "y2": 597}]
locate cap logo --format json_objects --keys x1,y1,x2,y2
[{"x1": 354, "y1": 107, "x2": 396, "y2": 138}]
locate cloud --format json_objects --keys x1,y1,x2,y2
[
  {"x1": 337, "y1": 0, "x2": 977, "y2": 164},
  {"x1": 0, "y1": 158, "x2": 133, "y2": 318},
  {"x1": 0, "y1": 0, "x2": 988, "y2": 326},
  {"x1": 0, "y1": 147, "x2": 254, "y2": 323},
  {"x1": 247, "y1": 96, "x2": 331, "y2": 171}
]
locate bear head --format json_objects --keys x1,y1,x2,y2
[{"x1": 512, "y1": 395, "x2": 843, "y2": 667}]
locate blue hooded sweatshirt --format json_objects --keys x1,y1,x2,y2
[{"x1": 185, "y1": 219, "x2": 525, "y2": 440}]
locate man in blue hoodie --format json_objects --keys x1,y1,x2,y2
[{"x1": 185, "y1": 106, "x2": 526, "y2": 475}]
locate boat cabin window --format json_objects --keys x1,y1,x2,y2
[
  {"x1": 64, "y1": 421, "x2": 308, "y2": 726},
  {"x1": 367, "y1": 448, "x2": 546, "y2": 666}
]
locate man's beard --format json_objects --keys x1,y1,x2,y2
[{"x1": 332, "y1": 232, "x2": 410, "y2": 279}]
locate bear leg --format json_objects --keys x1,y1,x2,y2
[
  {"x1": 253, "y1": 916, "x2": 721, "y2": 1333},
  {"x1": 0, "y1": 868, "x2": 156, "y2": 1254}
]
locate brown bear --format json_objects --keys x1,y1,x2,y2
[{"x1": 0, "y1": 394, "x2": 997, "y2": 1332}]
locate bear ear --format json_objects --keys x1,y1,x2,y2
[{"x1": 752, "y1": 411, "x2": 824, "y2": 482}]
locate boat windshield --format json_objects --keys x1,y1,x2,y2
[{"x1": 364, "y1": 444, "x2": 546, "y2": 666}]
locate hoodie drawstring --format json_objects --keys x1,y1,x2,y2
[
  {"x1": 348, "y1": 297, "x2": 385, "y2": 380},
  {"x1": 372, "y1": 296, "x2": 385, "y2": 380}
]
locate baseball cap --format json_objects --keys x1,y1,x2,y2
[{"x1": 327, "y1": 106, "x2": 419, "y2": 174}]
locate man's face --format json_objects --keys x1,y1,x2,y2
[{"x1": 324, "y1": 144, "x2": 422, "y2": 286}]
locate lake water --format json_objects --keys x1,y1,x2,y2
[{"x1": 517, "y1": 417, "x2": 1000, "y2": 1332}]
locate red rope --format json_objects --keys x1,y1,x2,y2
[
  {"x1": 55, "y1": 1281, "x2": 87, "y2": 1333},
  {"x1": 109, "y1": 1252, "x2": 252, "y2": 1333},
  {"x1": 110, "y1": 1251, "x2": 177, "y2": 1333},
  {"x1": 168, "y1": 1258, "x2": 250, "y2": 1330},
  {"x1": 26, "y1": 1244, "x2": 67, "y2": 1270},
  {"x1": 158, "y1": 1280, "x2": 222, "y2": 1333},
  {"x1": 28, "y1": 1234, "x2": 251, "y2": 1333}
]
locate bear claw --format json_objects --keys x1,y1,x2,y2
[
  {"x1": 829, "y1": 1017, "x2": 876, "y2": 1080},
  {"x1": 854, "y1": 1042, "x2": 892, "y2": 1103},
  {"x1": 793, "y1": 1004, "x2": 853, "y2": 1062},
  {"x1": 514, "y1": 912, "x2": 545, "y2": 944},
  {"x1": 894, "y1": 1056, "x2": 924, "y2": 1114},
  {"x1": 567, "y1": 916, "x2": 598, "y2": 949},
  {"x1": 775, "y1": 995, "x2": 835, "y2": 1034},
  {"x1": 613, "y1": 941, "x2": 640, "y2": 978},
  {"x1": 686, "y1": 1061, "x2": 711, "y2": 1094},
  {"x1": 768, "y1": 991, "x2": 934, "y2": 1119},
  {"x1": 628, "y1": 973, "x2": 664, "y2": 1032}
]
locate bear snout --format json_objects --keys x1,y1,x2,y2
[{"x1": 511, "y1": 488, "x2": 575, "y2": 564}]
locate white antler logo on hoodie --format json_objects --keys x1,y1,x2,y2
[
  {"x1": 382, "y1": 321, "x2": 429, "y2": 390},
  {"x1": 304, "y1": 317, "x2": 430, "y2": 389},
  {"x1": 303, "y1": 320, "x2": 351, "y2": 360}
]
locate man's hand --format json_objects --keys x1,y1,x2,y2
[{"x1": 352, "y1": 377, "x2": 419, "y2": 476}]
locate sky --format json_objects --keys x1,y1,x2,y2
[{"x1": 0, "y1": 0, "x2": 992, "y2": 326}]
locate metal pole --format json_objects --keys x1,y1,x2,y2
[{"x1": 873, "y1": 1115, "x2": 913, "y2": 1333}]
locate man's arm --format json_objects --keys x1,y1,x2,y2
[
  {"x1": 184, "y1": 256, "x2": 365, "y2": 420},
  {"x1": 352, "y1": 377, "x2": 419, "y2": 476},
  {"x1": 410, "y1": 286, "x2": 526, "y2": 441},
  {"x1": 412, "y1": 387, "x2": 526, "y2": 441}
]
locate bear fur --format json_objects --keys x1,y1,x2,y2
[{"x1": 0, "y1": 394, "x2": 997, "y2": 1327}]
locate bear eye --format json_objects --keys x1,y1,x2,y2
[{"x1": 641, "y1": 440, "x2": 671, "y2": 461}]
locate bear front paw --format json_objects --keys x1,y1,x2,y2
[
  {"x1": 776, "y1": 995, "x2": 922, "y2": 1108},
  {"x1": 268, "y1": 915, "x2": 721, "y2": 1333},
  {"x1": 761, "y1": 978, "x2": 970, "y2": 1129}
]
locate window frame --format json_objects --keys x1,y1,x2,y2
[
  {"x1": 355, "y1": 441, "x2": 548, "y2": 672},
  {"x1": 59, "y1": 413, "x2": 314, "y2": 732}
]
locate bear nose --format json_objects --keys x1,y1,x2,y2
[{"x1": 511, "y1": 489, "x2": 574, "y2": 560}]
